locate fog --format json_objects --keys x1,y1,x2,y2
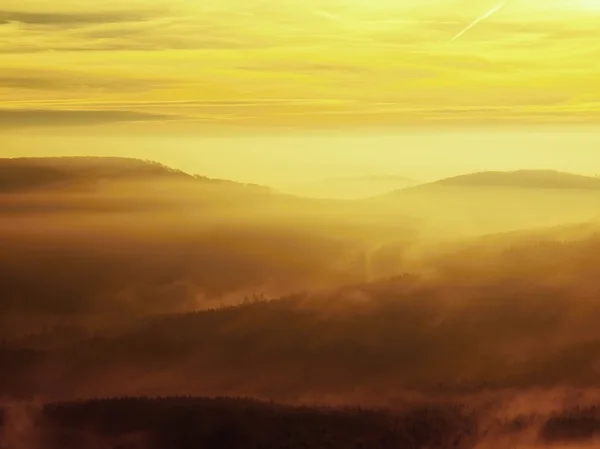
[
  {"x1": 4, "y1": 157, "x2": 600, "y2": 447},
  {"x1": 7, "y1": 127, "x2": 600, "y2": 186}
]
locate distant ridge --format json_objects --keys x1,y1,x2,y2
[
  {"x1": 0, "y1": 157, "x2": 271, "y2": 193},
  {"x1": 283, "y1": 175, "x2": 417, "y2": 199},
  {"x1": 395, "y1": 170, "x2": 600, "y2": 194}
]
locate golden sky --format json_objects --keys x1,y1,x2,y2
[
  {"x1": 1, "y1": 0, "x2": 600, "y2": 130},
  {"x1": 2, "y1": 0, "x2": 600, "y2": 185}
]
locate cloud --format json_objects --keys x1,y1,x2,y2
[
  {"x1": 0, "y1": 109, "x2": 176, "y2": 128},
  {"x1": 0, "y1": 15, "x2": 279, "y2": 53},
  {"x1": 0, "y1": 0, "x2": 599, "y2": 127},
  {"x1": 0, "y1": 69, "x2": 172, "y2": 92},
  {"x1": 238, "y1": 62, "x2": 371, "y2": 74},
  {"x1": 0, "y1": 10, "x2": 149, "y2": 26},
  {"x1": 0, "y1": 75, "x2": 74, "y2": 90}
]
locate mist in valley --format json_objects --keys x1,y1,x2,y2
[{"x1": 3, "y1": 157, "x2": 600, "y2": 447}]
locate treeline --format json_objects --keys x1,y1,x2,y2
[
  {"x1": 540, "y1": 404, "x2": 600, "y2": 443},
  {"x1": 0, "y1": 157, "x2": 191, "y2": 192},
  {"x1": 37, "y1": 397, "x2": 477, "y2": 449},
  {"x1": 0, "y1": 223, "x2": 370, "y2": 328},
  {"x1": 5, "y1": 396, "x2": 600, "y2": 449},
  {"x1": 4, "y1": 269, "x2": 600, "y2": 400}
]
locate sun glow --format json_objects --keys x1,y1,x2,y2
[{"x1": 579, "y1": 0, "x2": 600, "y2": 10}]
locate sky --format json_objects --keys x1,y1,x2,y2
[{"x1": 1, "y1": 0, "x2": 600, "y2": 184}]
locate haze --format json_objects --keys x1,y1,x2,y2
[
  {"x1": 5, "y1": 128, "x2": 600, "y2": 189},
  {"x1": 4, "y1": 1, "x2": 600, "y2": 448},
  {"x1": 3, "y1": 0, "x2": 600, "y2": 189}
]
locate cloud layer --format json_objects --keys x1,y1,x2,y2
[{"x1": 1, "y1": 0, "x2": 599, "y2": 128}]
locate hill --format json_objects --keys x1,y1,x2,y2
[
  {"x1": 403, "y1": 170, "x2": 600, "y2": 192},
  {"x1": 0, "y1": 157, "x2": 270, "y2": 193},
  {"x1": 369, "y1": 170, "x2": 600, "y2": 237},
  {"x1": 1, "y1": 397, "x2": 477, "y2": 449},
  {"x1": 4, "y1": 395, "x2": 600, "y2": 449},
  {"x1": 5, "y1": 228, "x2": 600, "y2": 401}
]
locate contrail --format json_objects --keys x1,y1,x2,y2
[{"x1": 449, "y1": 1, "x2": 508, "y2": 43}]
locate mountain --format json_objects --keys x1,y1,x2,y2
[
  {"x1": 366, "y1": 169, "x2": 600, "y2": 237},
  {"x1": 404, "y1": 170, "x2": 600, "y2": 192},
  {"x1": 5, "y1": 396, "x2": 598, "y2": 449},
  {"x1": 0, "y1": 157, "x2": 271, "y2": 193},
  {"x1": 282, "y1": 175, "x2": 417, "y2": 199},
  {"x1": 4, "y1": 397, "x2": 476, "y2": 449},
  {"x1": 7, "y1": 226, "x2": 600, "y2": 401}
]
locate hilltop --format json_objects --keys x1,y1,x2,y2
[
  {"x1": 0, "y1": 157, "x2": 270, "y2": 193},
  {"x1": 6, "y1": 226, "x2": 600, "y2": 400},
  {"x1": 401, "y1": 170, "x2": 600, "y2": 193},
  {"x1": 365, "y1": 169, "x2": 600, "y2": 236}
]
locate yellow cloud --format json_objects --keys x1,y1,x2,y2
[{"x1": 1, "y1": 0, "x2": 599, "y2": 128}]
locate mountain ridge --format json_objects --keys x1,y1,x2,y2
[
  {"x1": 3, "y1": 158, "x2": 599, "y2": 198},
  {"x1": 396, "y1": 169, "x2": 600, "y2": 194},
  {"x1": 0, "y1": 156, "x2": 271, "y2": 193}
]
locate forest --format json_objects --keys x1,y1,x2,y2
[{"x1": 3, "y1": 157, "x2": 600, "y2": 448}]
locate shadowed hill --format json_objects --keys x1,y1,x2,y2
[
  {"x1": 0, "y1": 156, "x2": 281, "y2": 216},
  {"x1": 403, "y1": 170, "x2": 600, "y2": 192},
  {"x1": 0, "y1": 157, "x2": 270, "y2": 193},
  {"x1": 370, "y1": 170, "x2": 600, "y2": 236},
  {"x1": 2, "y1": 396, "x2": 598, "y2": 449},
  {"x1": 4, "y1": 160, "x2": 600, "y2": 238},
  {"x1": 5, "y1": 395, "x2": 600, "y2": 449},
  {"x1": 0, "y1": 397, "x2": 478, "y2": 449},
  {"x1": 5, "y1": 229, "x2": 600, "y2": 401},
  {"x1": 0, "y1": 157, "x2": 188, "y2": 192}
]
